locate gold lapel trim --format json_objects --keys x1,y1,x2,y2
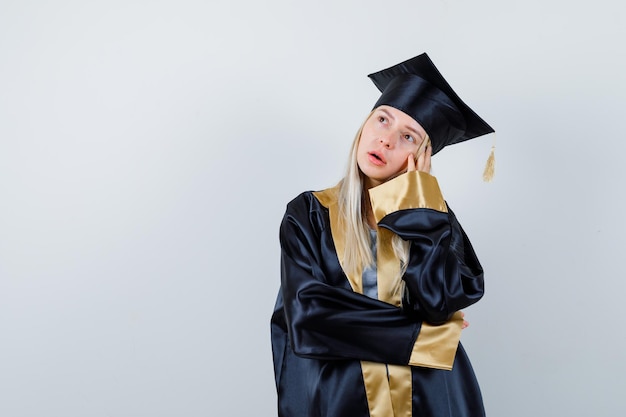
[
  {"x1": 313, "y1": 185, "x2": 412, "y2": 417},
  {"x1": 361, "y1": 362, "x2": 395, "y2": 417},
  {"x1": 388, "y1": 365, "x2": 413, "y2": 417},
  {"x1": 313, "y1": 185, "x2": 362, "y2": 293}
]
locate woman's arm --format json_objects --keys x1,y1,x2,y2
[
  {"x1": 278, "y1": 195, "x2": 422, "y2": 365},
  {"x1": 382, "y1": 205, "x2": 484, "y2": 325},
  {"x1": 369, "y1": 171, "x2": 484, "y2": 325}
]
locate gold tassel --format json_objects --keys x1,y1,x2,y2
[{"x1": 482, "y1": 145, "x2": 496, "y2": 182}]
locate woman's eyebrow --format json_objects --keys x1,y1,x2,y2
[
  {"x1": 406, "y1": 125, "x2": 426, "y2": 141},
  {"x1": 379, "y1": 108, "x2": 395, "y2": 121}
]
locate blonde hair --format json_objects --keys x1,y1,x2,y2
[{"x1": 337, "y1": 111, "x2": 411, "y2": 297}]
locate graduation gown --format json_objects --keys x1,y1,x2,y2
[{"x1": 271, "y1": 171, "x2": 486, "y2": 417}]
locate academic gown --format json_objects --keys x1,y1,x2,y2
[{"x1": 271, "y1": 171, "x2": 486, "y2": 417}]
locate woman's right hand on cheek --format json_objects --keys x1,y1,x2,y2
[{"x1": 407, "y1": 144, "x2": 432, "y2": 174}]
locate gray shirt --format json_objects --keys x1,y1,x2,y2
[{"x1": 362, "y1": 228, "x2": 378, "y2": 299}]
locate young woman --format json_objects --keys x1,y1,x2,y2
[{"x1": 271, "y1": 53, "x2": 494, "y2": 417}]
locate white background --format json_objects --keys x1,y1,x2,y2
[{"x1": 1, "y1": 1, "x2": 625, "y2": 416}]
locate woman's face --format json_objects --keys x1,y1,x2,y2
[{"x1": 357, "y1": 105, "x2": 428, "y2": 188}]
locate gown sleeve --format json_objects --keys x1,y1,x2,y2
[
  {"x1": 369, "y1": 171, "x2": 485, "y2": 326},
  {"x1": 278, "y1": 192, "x2": 422, "y2": 365}
]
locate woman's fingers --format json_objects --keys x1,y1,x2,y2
[
  {"x1": 408, "y1": 142, "x2": 432, "y2": 174},
  {"x1": 460, "y1": 311, "x2": 469, "y2": 329},
  {"x1": 407, "y1": 154, "x2": 416, "y2": 172},
  {"x1": 418, "y1": 144, "x2": 432, "y2": 173}
]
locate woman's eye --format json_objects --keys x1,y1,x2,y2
[
  {"x1": 404, "y1": 134, "x2": 415, "y2": 143},
  {"x1": 378, "y1": 116, "x2": 387, "y2": 124}
]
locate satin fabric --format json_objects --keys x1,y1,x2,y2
[
  {"x1": 271, "y1": 184, "x2": 486, "y2": 417},
  {"x1": 373, "y1": 73, "x2": 466, "y2": 155},
  {"x1": 367, "y1": 53, "x2": 495, "y2": 155}
]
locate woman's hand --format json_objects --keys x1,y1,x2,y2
[
  {"x1": 461, "y1": 311, "x2": 469, "y2": 329},
  {"x1": 406, "y1": 142, "x2": 432, "y2": 173}
]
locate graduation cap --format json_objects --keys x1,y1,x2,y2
[{"x1": 368, "y1": 53, "x2": 496, "y2": 179}]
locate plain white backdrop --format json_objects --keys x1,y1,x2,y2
[{"x1": 1, "y1": 1, "x2": 625, "y2": 416}]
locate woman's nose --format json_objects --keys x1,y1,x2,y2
[{"x1": 379, "y1": 134, "x2": 395, "y2": 148}]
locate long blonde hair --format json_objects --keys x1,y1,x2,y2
[{"x1": 337, "y1": 111, "x2": 411, "y2": 295}]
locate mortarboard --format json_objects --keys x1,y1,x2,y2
[{"x1": 368, "y1": 53, "x2": 495, "y2": 157}]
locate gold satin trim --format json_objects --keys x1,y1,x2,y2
[
  {"x1": 314, "y1": 185, "x2": 410, "y2": 416},
  {"x1": 374, "y1": 209, "x2": 413, "y2": 416},
  {"x1": 409, "y1": 311, "x2": 464, "y2": 370},
  {"x1": 368, "y1": 172, "x2": 462, "y2": 371},
  {"x1": 313, "y1": 180, "x2": 461, "y2": 416},
  {"x1": 369, "y1": 171, "x2": 447, "y2": 224},
  {"x1": 312, "y1": 185, "x2": 339, "y2": 209},
  {"x1": 313, "y1": 185, "x2": 363, "y2": 294},
  {"x1": 388, "y1": 365, "x2": 413, "y2": 417},
  {"x1": 361, "y1": 363, "x2": 413, "y2": 417},
  {"x1": 376, "y1": 227, "x2": 402, "y2": 307},
  {"x1": 361, "y1": 362, "x2": 395, "y2": 417}
]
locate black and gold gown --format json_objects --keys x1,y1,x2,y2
[{"x1": 271, "y1": 171, "x2": 486, "y2": 417}]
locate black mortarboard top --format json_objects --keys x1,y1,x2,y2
[{"x1": 368, "y1": 53, "x2": 494, "y2": 156}]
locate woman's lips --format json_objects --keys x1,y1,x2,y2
[{"x1": 368, "y1": 151, "x2": 386, "y2": 166}]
